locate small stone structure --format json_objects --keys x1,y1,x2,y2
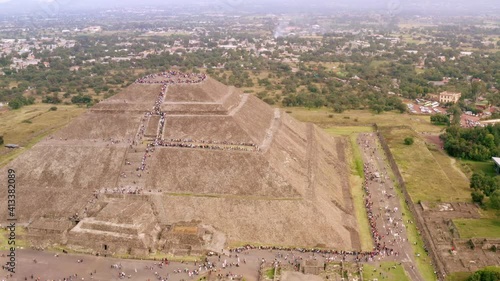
[
  {"x1": 67, "y1": 199, "x2": 160, "y2": 256},
  {"x1": 27, "y1": 218, "x2": 73, "y2": 246},
  {"x1": 299, "y1": 260, "x2": 325, "y2": 275}
]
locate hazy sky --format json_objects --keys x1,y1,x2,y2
[{"x1": 0, "y1": 0, "x2": 498, "y2": 14}]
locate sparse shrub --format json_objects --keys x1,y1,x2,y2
[
  {"x1": 467, "y1": 239, "x2": 475, "y2": 250},
  {"x1": 263, "y1": 97, "x2": 275, "y2": 105},
  {"x1": 404, "y1": 137, "x2": 414, "y2": 145},
  {"x1": 328, "y1": 114, "x2": 333, "y2": 118},
  {"x1": 471, "y1": 190, "x2": 484, "y2": 205},
  {"x1": 22, "y1": 119, "x2": 32, "y2": 124},
  {"x1": 0, "y1": 135, "x2": 3, "y2": 145},
  {"x1": 49, "y1": 106, "x2": 57, "y2": 111}
]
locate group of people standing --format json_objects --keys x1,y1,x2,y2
[{"x1": 135, "y1": 71, "x2": 207, "y2": 85}]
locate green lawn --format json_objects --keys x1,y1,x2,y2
[
  {"x1": 349, "y1": 134, "x2": 373, "y2": 252},
  {"x1": 394, "y1": 182, "x2": 438, "y2": 281},
  {"x1": 326, "y1": 128, "x2": 374, "y2": 252},
  {"x1": 380, "y1": 126, "x2": 470, "y2": 202},
  {"x1": 460, "y1": 160, "x2": 497, "y2": 177},
  {"x1": 0, "y1": 227, "x2": 28, "y2": 250},
  {"x1": 431, "y1": 150, "x2": 470, "y2": 193},
  {"x1": 0, "y1": 104, "x2": 86, "y2": 167},
  {"x1": 324, "y1": 126, "x2": 373, "y2": 136},
  {"x1": 288, "y1": 108, "x2": 442, "y2": 133},
  {"x1": 362, "y1": 262, "x2": 410, "y2": 281},
  {"x1": 453, "y1": 218, "x2": 500, "y2": 238}
]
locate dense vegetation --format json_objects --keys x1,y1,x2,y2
[
  {"x1": 470, "y1": 172, "x2": 500, "y2": 209},
  {"x1": 430, "y1": 114, "x2": 450, "y2": 126},
  {"x1": 1, "y1": 20, "x2": 498, "y2": 113},
  {"x1": 441, "y1": 125, "x2": 500, "y2": 161},
  {"x1": 466, "y1": 269, "x2": 500, "y2": 281}
]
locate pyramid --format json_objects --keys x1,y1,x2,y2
[{"x1": 0, "y1": 72, "x2": 360, "y2": 256}]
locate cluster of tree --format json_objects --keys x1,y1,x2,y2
[
  {"x1": 8, "y1": 95, "x2": 35, "y2": 109},
  {"x1": 440, "y1": 124, "x2": 500, "y2": 161},
  {"x1": 466, "y1": 269, "x2": 500, "y2": 281},
  {"x1": 71, "y1": 94, "x2": 93, "y2": 106},
  {"x1": 430, "y1": 113, "x2": 450, "y2": 125},
  {"x1": 2, "y1": 22, "x2": 498, "y2": 114},
  {"x1": 470, "y1": 172, "x2": 500, "y2": 209},
  {"x1": 42, "y1": 93, "x2": 62, "y2": 104}
]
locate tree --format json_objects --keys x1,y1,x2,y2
[
  {"x1": 333, "y1": 103, "x2": 345, "y2": 113},
  {"x1": 0, "y1": 135, "x2": 3, "y2": 146},
  {"x1": 8, "y1": 95, "x2": 34, "y2": 110},
  {"x1": 42, "y1": 94, "x2": 62, "y2": 104},
  {"x1": 404, "y1": 137, "x2": 414, "y2": 145},
  {"x1": 490, "y1": 190, "x2": 500, "y2": 210},
  {"x1": 471, "y1": 190, "x2": 484, "y2": 205},
  {"x1": 71, "y1": 94, "x2": 92, "y2": 105},
  {"x1": 466, "y1": 269, "x2": 500, "y2": 281},
  {"x1": 470, "y1": 172, "x2": 487, "y2": 190},
  {"x1": 447, "y1": 105, "x2": 462, "y2": 126},
  {"x1": 431, "y1": 114, "x2": 450, "y2": 126},
  {"x1": 370, "y1": 103, "x2": 384, "y2": 114},
  {"x1": 8, "y1": 99, "x2": 23, "y2": 110}
]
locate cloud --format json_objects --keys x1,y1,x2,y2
[{"x1": 0, "y1": 0, "x2": 12, "y2": 3}]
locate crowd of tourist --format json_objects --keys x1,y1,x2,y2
[
  {"x1": 154, "y1": 140, "x2": 259, "y2": 152},
  {"x1": 163, "y1": 139, "x2": 257, "y2": 148},
  {"x1": 152, "y1": 85, "x2": 167, "y2": 115},
  {"x1": 358, "y1": 134, "x2": 413, "y2": 258},
  {"x1": 100, "y1": 186, "x2": 143, "y2": 195},
  {"x1": 135, "y1": 71, "x2": 207, "y2": 85}
]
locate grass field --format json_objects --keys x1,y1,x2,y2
[
  {"x1": 361, "y1": 262, "x2": 410, "y2": 281},
  {"x1": 288, "y1": 108, "x2": 442, "y2": 133},
  {"x1": 324, "y1": 126, "x2": 374, "y2": 136},
  {"x1": 460, "y1": 160, "x2": 497, "y2": 177},
  {"x1": 394, "y1": 180, "x2": 438, "y2": 281},
  {"x1": 454, "y1": 218, "x2": 500, "y2": 238},
  {"x1": 0, "y1": 104, "x2": 86, "y2": 167},
  {"x1": 326, "y1": 126, "x2": 374, "y2": 251},
  {"x1": 0, "y1": 227, "x2": 28, "y2": 250},
  {"x1": 379, "y1": 126, "x2": 470, "y2": 202},
  {"x1": 430, "y1": 149, "x2": 470, "y2": 193}
]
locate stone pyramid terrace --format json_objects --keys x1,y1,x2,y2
[{"x1": 0, "y1": 71, "x2": 360, "y2": 256}]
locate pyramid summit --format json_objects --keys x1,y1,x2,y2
[{"x1": 0, "y1": 71, "x2": 360, "y2": 256}]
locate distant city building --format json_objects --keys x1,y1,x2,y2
[{"x1": 439, "y1": 91, "x2": 461, "y2": 104}]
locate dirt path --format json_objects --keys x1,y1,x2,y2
[
  {"x1": 228, "y1": 94, "x2": 249, "y2": 116},
  {"x1": 358, "y1": 133, "x2": 426, "y2": 281},
  {"x1": 260, "y1": 108, "x2": 281, "y2": 152},
  {"x1": 449, "y1": 157, "x2": 468, "y2": 180}
]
